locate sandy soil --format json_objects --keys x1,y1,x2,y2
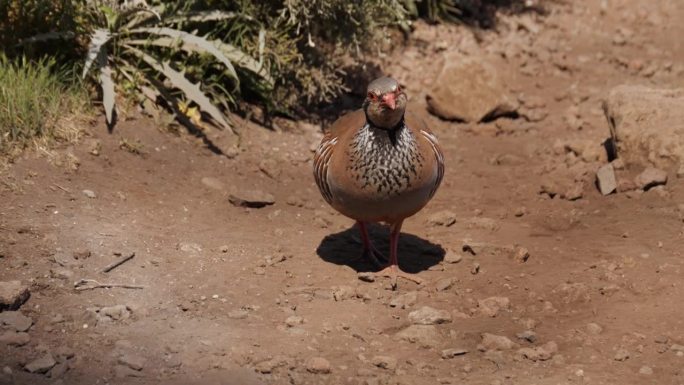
[{"x1": 1, "y1": 1, "x2": 684, "y2": 384}]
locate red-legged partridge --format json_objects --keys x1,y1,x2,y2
[{"x1": 314, "y1": 77, "x2": 445, "y2": 288}]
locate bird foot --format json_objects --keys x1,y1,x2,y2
[{"x1": 375, "y1": 265, "x2": 423, "y2": 290}]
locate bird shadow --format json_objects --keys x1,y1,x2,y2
[{"x1": 316, "y1": 223, "x2": 445, "y2": 274}]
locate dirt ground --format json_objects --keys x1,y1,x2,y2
[{"x1": 2, "y1": 1, "x2": 684, "y2": 384}]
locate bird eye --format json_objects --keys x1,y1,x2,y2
[
  {"x1": 396, "y1": 85, "x2": 401, "y2": 93},
  {"x1": 367, "y1": 92, "x2": 376, "y2": 100}
]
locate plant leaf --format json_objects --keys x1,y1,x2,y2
[
  {"x1": 100, "y1": 63, "x2": 116, "y2": 125},
  {"x1": 126, "y1": 46, "x2": 233, "y2": 133},
  {"x1": 129, "y1": 27, "x2": 244, "y2": 86},
  {"x1": 83, "y1": 29, "x2": 112, "y2": 79},
  {"x1": 126, "y1": 36, "x2": 272, "y2": 85},
  {"x1": 165, "y1": 10, "x2": 250, "y2": 24}
]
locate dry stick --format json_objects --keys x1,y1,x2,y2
[
  {"x1": 74, "y1": 279, "x2": 144, "y2": 291},
  {"x1": 101, "y1": 252, "x2": 135, "y2": 273}
]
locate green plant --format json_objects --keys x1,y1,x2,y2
[
  {"x1": 0, "y1": 54, "x2": 86, "y2": 156},
  {"x1": 75, "y1": 0, "x2": 273, "y2": 133}
]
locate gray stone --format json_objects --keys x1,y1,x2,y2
[
  {"x1": 114, "y1": 365, "x2": 144, "y2": 378},
  {"x1": 427, "y1": 55, "x2": 517, "y2": 122},
  {"x1": 444, "y1": 251, "x2": 463, "y2": 264},
  {"x1": 596, "y1": 164, "x2": 617, "y2": 195},
  {"x1": 426, "y1": 210, "x2": 457, "y2": 227},
  {"x1": 639, "y1": 366, "x2": 653, "y2": 375},
  {"x1": 516, "y1": 330, "x2": 538, "y2": 343},
  {"x1": 201, "y1": 177, "x2": 225, "y2": 191},
  {"x1": 0, "y1": 331, "x2": 30, "y2": 346},
  {"x1": 228, "y1": 190, "x2": 275, "y2": 208},
  {"x1": 0, "y1": 281, "x2": 30, "y2": 311},
  {"x1": 82, "y1": 189, "x2": 96, "y2": 198},
  {"x1": 99, "y1": 305, "x2": 131, "y2": 321},
  {"x1": 614, "y1": 349, "x2": 630, "y2": 361},
  {"x1": 48, "y1": 362, "x2": 69, "y2": 379},
  {"x1": 389, "y1": 291, "x2": 418, "y2": 309},
  {"x1": 478, "y1": 297, "x2": 511, "y2": 317},
  {"x1": 0, "y1": 311, "x2": 33, "y2": 332},
  {"x1": 305, "y1": 357, "x2": 331, "y2": 374},
  {"x1": 480, "y1": 333, "x2": 517, "y2": 351},
  {"x1": 371, "y1": 355, "x2": 397, "y2": 370},
  {"x1": 516, "y1": 341, "x2": 558, "y2": 361},
  {"x1": 394, "y1": 325, "x2": 440, "y2": 348},
  {"x1": 586, "y1": 323, "x2": 603, "y2": 335},
  {"x1": 118, "y1": 353, "x2": 145, "y2": 371},
  {"x1": 441, "y1": 348, "x2": 468, "y2": 359},
  {"x1": 24, "y1": 354, "x2": 57, "y2": 374},
  {"x1": 408, "y1": 306, "x2": 452, "y2": 325},
  {"x1": 332, "y1": 285, "x2": 356, "y2": 301},
  {"x1": 634, "y1": 167, "x2": 668, "y2": 190},
  {"x1": 435, "y1": 278, "x2": 455, "y2": 292},
  {"x1": 285, "y1": 316, "x2": 304, "y2": 327},
  {"x1": 604, "y1": 85, "x2": 684, "y2": 169}
]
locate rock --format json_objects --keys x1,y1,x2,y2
[
  {"x1": 516, "y1": 330, "x2": 537, "y2": 343},
  {"x1": 604, "y1": 85, "x2": 684, "y2": 169},
  {"x1": 427, "y1": 55, "x2": 517, "y2": 122},
  {"x1": 99, "y1": 305, "x2": 131, "y2": 321},
  {"x1": 228, "y1": 190, "x2": 275, "y2": 208},
  {"x1": 285, "y1": 316, "x2": 304, "y2": 327},
  {"x1": 333, "y1": 285, "x2": 356, "y2": 301},
  {"x1": 426, "y1": 210, "x2": 457, "y2": 227},
  {"x1": 677, "y1": 164, "x2": 684, "y2": 178},
  {"x1": 586, "y1": 323, "x2": 603, "y2": 335},
  {"x1": 0, "y1": 280, "x2": 30, "y2": 311},
  {"x1": 512, "y1": 246, "x2": 530, "y2": 263},
  {"x1": 305, "y1": 357, "x2": 331, "y2": 374},
  {"x1": 389, "y1": 291, "x2": 418, "y2": 309},
  {"x1": 50, "y1": 268, "x2": 74, "y2": 280},
  {"x1": 480, "y1": 333, "x2": 517, "y2": 351},
  {"x1": 639, "y1": 366, "x2": 653, "y2": 375},
  {"x1": 614, "y1": 349, "x2": 630, "y2": 361},
  {"x1": 114, "y1": 364, "x2": 144, "y2": 378},
  {"x1": 371, "y1": 356, "x2": 397, "y2": 370},
  {"x1": 24, "y1": 354, "x2": 57, "y2": 374},
  {"x1": 596, "y1": 164, "x2": 617, "y2": 195},
  {"x1": 517, "y1": 341, "x2": 558, "y2": 361},
  {"x1": 562, "y1": 183, "x2": 584, "y2": 201},
  {"x1": 441, "y1": 348, "x2": 468, "y2": 359},
  {"x1": 201, "y1": 177, "x2": 225, "y2": 191},
  {"x1": 0, "y1": 311, "x2": 33, "y2": 332},
  {"x1": 478, "y1": 297, "x2": 511, "y2": 317},
  {"x1": 72, "y1": 249, "x2": 91, "y2": 259},
  {"x1": 48, "y1": 362, "x2": 69, "y2": 379},
  {"x1": 228, "y1": 310, "x2": 248, "y2": 319},
  {"x1": 0, "y1": 331, "x2": 30, "y2": 346},
  {"x1": 634, "y1": 167, "x2": 668, "y2": 190},
  {"x1": 435, "y1": 278, "x2": 455, "y2": 292},
  {"x1": 82, "y1": 189, "x2": 96, "y2": 198},
  {"x1": 118, "y1": 353, "x2": 145, "y2": 371},
  {"x1": 408, "y1": 306, "x2": 452, "y2": 325},
  {"x1": 357, "y1": 272, "x2": 376, "y2": 282},
  {"x1": 394, "y1": 325, "x2": 440, "y2": 348},
  {"x1": 177, "y1": 242, "x2": 202, "y2": 254},
  {"x1": 444, "y1": 251, "x2": 463, "y2": 264},
  {"x1": 556, "y1": 282, "x2": 591, "y2": 303}
]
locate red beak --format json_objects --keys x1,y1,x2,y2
[{"x1": 381, "y1": 93, "x2": 396, "y2": 110}]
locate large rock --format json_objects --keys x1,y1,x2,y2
[
  {"x1": 427, "y1": 55, "x2": 517, "y2": 123},
  {"x1": 604, "y1": 85, "x2": 684, "y2": 169},
  {"x1": 0, "y1": 281, "x2": 30, "y2": 311}
]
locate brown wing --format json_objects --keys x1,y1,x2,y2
[
  {"x1": 405, "y1": 111, "x2": 445, "y2": 199},
  {"x1": 313, "y1": 110, "x2": 366, "y2": 204}
]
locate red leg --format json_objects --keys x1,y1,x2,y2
[
  {"x1": 357, "y1": 221, "x2": 387, "y2": 267},
  {"x1": 375, "y1": 220, "x2": 423, "y2": 289}
]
